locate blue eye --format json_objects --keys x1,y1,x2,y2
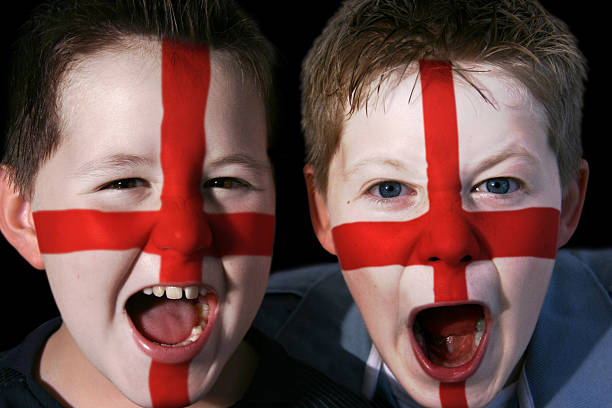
[
  {"x1": 475, "y1": 177, "x2": 519, "y2": 194},
  {"x1": 377, "y1": 181, "x2": 403, "y2": 198}
]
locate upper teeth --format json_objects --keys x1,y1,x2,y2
[{"x1": 142, "y1": 285, "x2": 207, "y2": 300}]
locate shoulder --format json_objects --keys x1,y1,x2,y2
[
  {"x1": 524, "y1": 248, "x2": 612, "y2": 407},
  {"x1": 555, "y1": 247, "x2": 612, "y2": 297},
  {"x1": 0, "y1": 318, "x2": 62, "y2": 408},
  {"x1": 255, "y1": 263, "x2": 346, "y2": 336},
  {"x1": 290, "y1": 359, "x2": 391, "y2": 408},
  {"x1": 266, "y1": 263, "x2": 344, "y2": 296},
  {"x1": 0, "y1": 367, "x2": 46, "y2": 408},
  {"x1": 254, "y1": 263, "x2": 372, "y2": 394},
  {"x1": 238, "y1": 327, "x2": 387, "y2": 408}
]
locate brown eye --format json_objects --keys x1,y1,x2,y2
[
  {"x1": 100, "y1": 178, "x2": 148, "y2": 190},
  {"x1": 202, "y1": 177, "x2": 249, "y2": 189}
]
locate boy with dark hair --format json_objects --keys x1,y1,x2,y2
[
  {"x1": 255, "y1": 0, "x2": 612, "y2": 407},
  {"x1": 0, "y1": 1, "x2": 383, "y2": 407}
]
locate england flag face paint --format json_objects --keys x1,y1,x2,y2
[
  {"x1": 30, "y1": 40, "x2": 274, "y2": 407},
  {"x1": 320, "y1": 61, "x2": 562, "y2": 408}
]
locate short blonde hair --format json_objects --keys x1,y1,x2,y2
[{"x1": 302, "y1": 0, "x2": 587, "y2": 193}]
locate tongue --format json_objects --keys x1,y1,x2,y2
[
  {"x1": 418, "y1": 304, "x2": 483, "y2": 367},
  {"x1": 129, "y1": 295, "x2": 199, "y2": 345}
]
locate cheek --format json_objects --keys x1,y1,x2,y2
[
  {"x1": 496, "y1": 257, "x2": 554, "y2": 340},
  {"x1": 220, "y1": 255, "x2": 271, "y2": 329},
  {"x1": 43, "y1": 250, "x2": 138, "y2": 314},
  {"x1": 343, "y1": 266, "x2": 405, "y2": 337}
]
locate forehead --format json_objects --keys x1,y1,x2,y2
[
  {"x1": 56, "y1": 39, "x2": 267, "y2": 158},
  {"x1": 336, "y1": 63, "x2": 549, "y2": 174}
]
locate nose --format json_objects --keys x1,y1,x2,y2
[
  {"x1": 415, "y1": 206, "x2": 481, "y2": 266},
  {"x1": 150, "y1": 198, "x2": 212, "y2": 255}
]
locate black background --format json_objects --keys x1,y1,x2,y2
[{"x1": 1, "y1": 1, "x2": 609, "y2": 352}]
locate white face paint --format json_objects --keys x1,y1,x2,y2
[
  {"x1": 322, "y1": 63, "x2": 562, "y2": 407},
  {"x1": 33, "y1": 40, "x2": 275, "y2": 406}
]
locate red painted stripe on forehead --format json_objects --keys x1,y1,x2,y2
[
  {"x1": 159, "y1": 42, "x2": 209, "y2": 199},
  {"x1": 420, "y1": 60, "x2": 461, "y2": 199}
]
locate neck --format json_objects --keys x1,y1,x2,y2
[{"x1": 37, "y1": 323, "x2": 258, "y2": 408}]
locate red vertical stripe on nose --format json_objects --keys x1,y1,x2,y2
[
  {"x1": 153, "y1": 40, "x2": 210, "y2": 284},
  {"x1": 419, "y1": 60, "x2": 468, "y2": 303}
]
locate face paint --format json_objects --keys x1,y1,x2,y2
[
  {"x1": 327, "y1": 61, "x2": 560, "y2": 407},
  {"x1": 32, "y1": 40, "x2": 274, "y2": 407}
]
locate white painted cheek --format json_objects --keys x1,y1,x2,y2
[
  {"x1": 398, "y1": 265, "x2": 435, "y2": 310},
  {"x1": 43, "y1": 250, "x2": 160, "y2": 407},
  {"x1": 495, "y1": 257, "x2": 554, "y2": 353},
  {"x1": 463, "y1": 260, "x2": 507, "y2": 407},
  {"x1": 464, "y1": 257, "x2": 554, "y2": 407},
  {"x1": 187, "y1": 255, "x2": 270, "y2": 401},
  {"x1": 465, "y1": 260, "x2": 503, "y2": 316},
  {"x1": 43, "y1": 249, "x2": 151, "y2": 326},
  {"x1": 342, "y1": 266, "x2": 404, "y2": 347},
  {"x1": 103, "y1": 342, "x2": 153, "y2": 407},
  {"x1": 394, "y1": 265, "x2": 443, "y2": 402},
  {"x1": 344, "y1": 265, "x2": 442, "y2": 407}
]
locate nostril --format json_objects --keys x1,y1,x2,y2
[{"x1": 428, "y1": 255, "x2": 472, "y2": 263}]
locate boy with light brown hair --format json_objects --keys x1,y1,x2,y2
[{"x1": 255, "y1": 0, "x2": 612, "y2": 407}]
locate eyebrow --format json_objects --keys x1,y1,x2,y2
[
  {"x1": 471, "y1": 146, "x2": 539, "y2": 174},
  {"x1": 207, "y1": 153, "x2": 272, "y2": 173},
  {"x1": 344, "y1": 147, "x2": 538, "y2": 179},
  {"x1": 75, "y1": 152, "x2": 271, "y2": 179},
  {"x1": 344, "y1": 157, "x2": 407, "y2": 178},
  {"x1": 74, "y1": 153, "x2": 156, "y2": 178}
]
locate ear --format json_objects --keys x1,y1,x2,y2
[
  {"x1": 557, "y1": 159, "x2": 589, "y2": 247},
  {"x1": 304, "y1": 164, "x2": 336, "y2": 255},
  {"x1": 0, "y1": 167, "x2": 44, "y2": 269}
]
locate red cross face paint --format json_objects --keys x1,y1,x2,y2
[
  {"x1": 323, "y1": 61, "x2": 561, "y2": 408},
  {"x1": 31, "y1": 40, "x2": 274, "y2": 407}
]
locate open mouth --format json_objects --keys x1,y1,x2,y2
[
  {"x1": 411, "y1": 303, "x2": 489, "y2": 382},
  {"x1": 126, "y1": 285, "x2": 217, "y2": 363}
]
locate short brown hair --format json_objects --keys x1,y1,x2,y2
[
  {"x1": 2, "y1": 0, "x2": 275, "y2": 199},
  {"x1": 302, "y1": 0, "x2": 587, "y2": 193}
]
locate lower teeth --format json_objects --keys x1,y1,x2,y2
[
  {"x1": 413, "y1": 316, "x2": 486, "y2": 360},
  {"x1": 160, "y1": 299, "x2": 210, "y2": 347},
  {"x1": 474, "y1": 330, "x2": 483, "y2": 347},
  {"x1": 164, "y1": 325, "x2": 203, "y2": 347}
]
